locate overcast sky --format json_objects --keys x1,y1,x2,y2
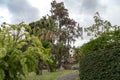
[{"x1": 0, "y1": 0, "x2": 120, "y2": 46}]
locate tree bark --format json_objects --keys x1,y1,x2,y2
[{"x1": 36, "y1": 59, "x2": 42, "y2": 75}]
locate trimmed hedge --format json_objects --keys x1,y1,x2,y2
[{"x1": 79, "y1": 47, "x2": 120, "y2": 80}]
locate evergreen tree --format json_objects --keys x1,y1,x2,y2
[{"x1": 50, "y1": 0, "x2": 82, "y2": 67}]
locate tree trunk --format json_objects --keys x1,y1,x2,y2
[
  {"x1": 58, "y1": 47, "x2": 62, "y2": 68},
  {"x1": 4, "y1": 70, "x2": 9, "y2": 80},
  {"x1": 36, "y1": 59, "x2": 42, "y2": 75}
]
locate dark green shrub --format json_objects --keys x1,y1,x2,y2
[{"x1": 79, "y1": 47, "x2": 120, "y2": 80}]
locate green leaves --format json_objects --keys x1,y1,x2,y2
[
  {"x1": 16, "y1": 42, "x2": 27, "y2": 49},
  {"x1": 79, "y1": 47, "x2": 120, "y2": 80},
  {"x1": 79, "y1": 13, "x2": 120, "y2": 80},
  {"x1": 0, "y1": 48, "x2": 6, "y2": 58},
  {"x1": 85, "y1": 12, "x2": 114, "y2": 38},
  {"x1": 0, "y1": 48, "x2": 7, "y2": 58},
  {"x1": 0, "y1": 22, "x2": 52, "y2": 80},
  {"x1": 0, "y1": 69, "x2": 5, "y2": 80},
  {"x1": 24, "y1": 24, "x2": 32, "y2": 33}
]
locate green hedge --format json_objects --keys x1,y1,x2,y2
[{"x1": 79, "y1": 47, "x2": 120, "y2": 80}]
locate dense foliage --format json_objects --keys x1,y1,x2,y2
[
  {"x1": 50, "y1": 0, "x2": 82, "y2": 67},
  {"x1": 29, "y1": 16, "x2": 57, "y2": 73},
  {"x1": 79, "y1": 47, "x2": 120, "y2": 80},
  {"x1": 29, "y1": 0, "x2": 82, "y2": 72},
  {"x1": 81, "y1": 12, "x2": 120, "y2": 55},
  {"x1": 79, "y1": 30, "x2": 120, "y2": 80},
  {"x1": 80, "y1": 32, "x2": 117, "y2": 54},
  {"x1": 0, "y1": 22, "x2": 51, "y2": 80},
  {"x1": 79, "y1": 13, "x2": 120, "y2": 80}
]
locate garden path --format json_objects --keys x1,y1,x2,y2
[{"x1": 58, "y1": 71, "x2": 79, "y2": 80}]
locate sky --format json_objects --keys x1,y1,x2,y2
[{"x1": 0, "y1": 0, "x2": 120, "y2": 46}]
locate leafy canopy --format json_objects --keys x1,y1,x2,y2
[{"x1": 0, "y1": 22, "x2": 51, "y2": 80}]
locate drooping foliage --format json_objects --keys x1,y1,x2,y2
[{"x1": 0, "y1": 22, "x2": 51, "y2": 80}]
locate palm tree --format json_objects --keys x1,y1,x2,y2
[{"x1": 29, "y1": 16, "x2": 57, "y2": 74}]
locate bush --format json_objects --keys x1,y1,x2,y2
[
  {"x1": 0, "y1": 23, "x2": 51, "y2": 80},
  {"x1": 79, "y1": 47, "x2": 120, "y2": 80}
]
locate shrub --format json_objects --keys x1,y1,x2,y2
[
  {"x1": 0, "y1": 23, "x2": 51, "y2": 80},
  {"x1": 79, "y1": 47, "x2": 120, "y2": 80}
]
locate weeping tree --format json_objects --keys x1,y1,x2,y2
[
  {"x1": 50, "y1": 0, "x2": 82, "y2": 67},
  {"x1": 0, "y1": 22, "x2": 51, "y2": 80}
]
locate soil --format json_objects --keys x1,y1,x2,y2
[{"x1": 58, "y1": 71, "x2": 79, "y2": 80}]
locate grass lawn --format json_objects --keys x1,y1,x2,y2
[
  {"x1": 75, "y1": 76, "x2": 79, "y2": 80},
  {"x1": 25, "y1": 70, "x2": 77, "y2": 80}
]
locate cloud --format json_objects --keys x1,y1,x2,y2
[
  {"x1": 0, "y1": 16, "x2": 4, "y2": 18},
  {"x1": 0, "y1": 0, "x2": 9, "y2": 7},
  {"x1": 8, "y1": 0, "x2": 40, "y2": 23},
  {"x1": 0, "y1": 0, "x2": 40, "y2": 23},
  {"x1": 67, "y1": 0, "x2": 105, "y2": 14},
  {"x1": 0, "y1": 0, "x2": 7, "y2": 5},
  {"x1": 81, "y1": 0, "x2": 105, "y2": 13}
]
